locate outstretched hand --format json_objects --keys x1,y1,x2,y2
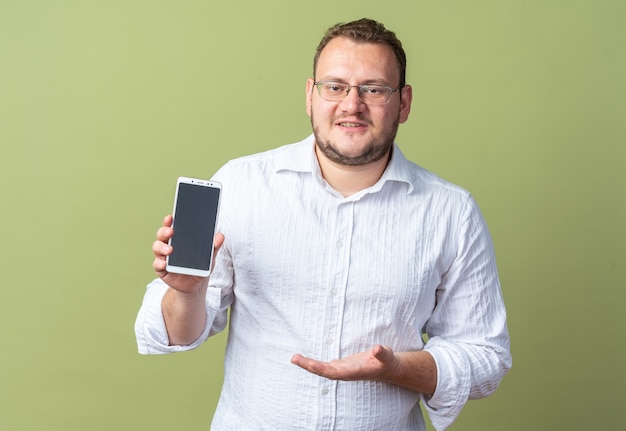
[{"x1": 291, "y1": 344, "x2": 397, "y2": 382}]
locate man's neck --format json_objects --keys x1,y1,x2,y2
[{"x1": 315, "y1": 146, "x2": 391, "y2": 197}]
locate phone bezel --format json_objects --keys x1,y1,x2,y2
[{"x1": 165, "y1": 176, "x2": 222, "y2": 277}]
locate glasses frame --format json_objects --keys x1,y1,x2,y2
[{"x1": 313, "y1": 80, "x2": 403, "y2": 105}]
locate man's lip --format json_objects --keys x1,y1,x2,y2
[{"x1": 335, "y1": 120, "x2": 367, "y2": 127}]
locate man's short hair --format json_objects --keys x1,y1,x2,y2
[{"x1": 313, "y1": 18, "x2": 407, "y2": 87}]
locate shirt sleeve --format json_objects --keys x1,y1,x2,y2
[
  {"x1": 421, "y1": 195, "x2": 512, "y2": 430},
  {"x1": 133, "y1": 278, "x2": 229, "y2": 354}
]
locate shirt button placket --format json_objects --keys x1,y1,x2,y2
[{"x1": 319, "y1": 202, "x2": 352, "y2": 429}]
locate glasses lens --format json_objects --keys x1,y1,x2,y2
[
  {"x1": 318, "y1": 82, "x2": 347, "y2": 100},
  {"x1": 360, "y1": 85, "x2": 391, "y2": 104},
  {"x1": 315, "y1": 82, "x2": 394, "y2": 104}
]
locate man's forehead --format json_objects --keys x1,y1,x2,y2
[
  {"x1": 320, "y1": 36, "x2": 391, "y2": 53},
  {"x1": 316, "y1": 37, "x2": 399, "y2": 80}
]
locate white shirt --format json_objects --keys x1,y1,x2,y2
[{"x1": 135, "y1": 135, "x2": 511, "y2": 431}]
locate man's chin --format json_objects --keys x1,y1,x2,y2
[{"x1": 315, "y1": 140, "x2": 390, "y2": 167}]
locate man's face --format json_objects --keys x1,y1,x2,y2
[{"x1": 306, "y1": 36, "x2": 412, "y2": 167}]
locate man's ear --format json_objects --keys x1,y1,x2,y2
[
  {"x1": 305, "y1": 78, "x2": 315, "y2": 117},
  {"x1": 398, "y1": 84, "x2": 412, "y2": 124}
]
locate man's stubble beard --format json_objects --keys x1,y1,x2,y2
[{"x1": 311, "y1": 112, "x2": 400, "y2": 167}]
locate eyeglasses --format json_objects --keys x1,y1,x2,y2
[{"x1": 313, "y1": 81, "x2": 402, "y2": 105}]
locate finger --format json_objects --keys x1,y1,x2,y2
[
  {"x1": 209, "y1": 233, "x2": 225, "y2": 271},
  {"x1": 372, "y1": 344, "x2": 386, "y2": 360},
  {"x1": 291, "y1": 354, "x2": 337, "y2": 379},
  {"x1": 291, "y1": 354, "x2": 321, "y2": 372},
  {"x1": 152, "y1": 239, "x2": 172, "y2": 258},
  {"x1": 162, "y1": 214, "x2": 173, "y2": 227},
  {"x1": 153, "y1": 255, "x2": 167, "y2": 273},
  {"x1": 291, "y1": 353, "x2": 307, "y2": 365},
  {"x1": 372, "y1": 345, "x2": 397, "y2": 368},
  {"x1": 156, "y1": 225, "x2": 174, "y2": 242},
  {"x1": 213, "y1": 233, "x2": 225, "y2": 253},
  {"x1": 155, "y1": 215, "x2": 174, "y2": 242}
]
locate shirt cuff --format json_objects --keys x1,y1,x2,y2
[
  {"x1": 421, "y1": 337, "x2": 471, "y2": 430},
  {"x1": 134, "y1": 279, "x2": 219, "y2": 354}
]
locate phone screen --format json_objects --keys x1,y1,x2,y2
[{"x1": 168, "y1": 180, "x2": 221, "y2": 274}]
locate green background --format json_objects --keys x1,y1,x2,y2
[{"x1": 1, "y1": 1, "x2": 624, "y2": 430}]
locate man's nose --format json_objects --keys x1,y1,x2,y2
[{"x1": 340, "y1": 86, "x2": 365, "y2": 111}]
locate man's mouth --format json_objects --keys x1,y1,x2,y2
[{"x1": 338, "y1": 122, "x2": 365, "y2": 128}]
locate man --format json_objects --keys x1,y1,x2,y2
[{"x1": 136, "y1": 18, "x2": 511, "y2": 431}]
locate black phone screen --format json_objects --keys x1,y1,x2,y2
[{"x1": 169, "y1": 182, "x2": 220, "y2": 271}]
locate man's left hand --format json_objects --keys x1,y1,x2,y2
[{"x1": 291, "y1": 344, "x2": 397, "y2": 381}]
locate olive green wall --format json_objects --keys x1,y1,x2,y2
[{"x1": 1, "y1": 1, "x2": 624, "y2": 430}]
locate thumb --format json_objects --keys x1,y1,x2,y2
[{"x1": 372, "y1": 344, "x2": 393, "y2": 362}]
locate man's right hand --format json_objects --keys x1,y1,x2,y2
[{"x1": 152, "y1": 214, "x2": 225, "y2": 294}]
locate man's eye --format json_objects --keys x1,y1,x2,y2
[
  {"x1": 326, "y1": 84, "x2": 344, "y2": 93},
  {"x1": 363, "y1": 86, "x2": 383, "y2": 95}
]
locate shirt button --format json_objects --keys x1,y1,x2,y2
[
  {"x1": 330, "y1": 288, "x2": 338, "y2": 296},
  {"x1": 337, "y1": 239, "x2": 344, "y2": 248},
  {"x1": 321, "y1": 388, "x2": 329, "y2": 395},
  {"x1": 326, "y1": 338, "x2": 334, "y2": 345}
]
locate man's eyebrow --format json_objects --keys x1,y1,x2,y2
[
  {"x1": 315, "y1": 76, "x2": 347, "y2": 82},
  {"x1": 317, "y1": 77, "x2": 392, "y2": 86},
  {"x1": 360, "y1": 80, "x2": 392, "y2": 86}
]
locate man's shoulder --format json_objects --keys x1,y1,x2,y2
[
  {"x1": 394, "y1": 151, "x2": 471, "y2": 201},
  {"x1": 414, "y1": 164, "x2": 469, "y2": 196},
  {"x1": 221, "y1": 136, "x2": 312, "y2": 171},
  {"x1": 211, "y1": 136, "x2": 314, "y2": 187}
]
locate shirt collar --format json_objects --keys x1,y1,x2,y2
[
  {"x1": 275, "y1": 134, "x2": 415, "y2": 195},
  {"x1": 378, "y1": 143, "x2": 415, "y2": 194},
  {"x1": 274, "y1": 134, "x2": 317, "y2": 174}
]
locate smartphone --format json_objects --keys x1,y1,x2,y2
[{"x1": 166, "y1": 177, "x2": 222, "y2": 277}]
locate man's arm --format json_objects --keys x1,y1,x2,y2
[
  {"x1": 161, "y1": 286, "x2": 208, "y2": 345},
  {"x1": 291, "y1": 344, "x2": 437, "y2": 395},
  {"x1": 152, "y1": 214, "x2": 224, "y2": 345}
]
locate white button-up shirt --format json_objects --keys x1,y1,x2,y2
[{"x1": 135, "y1": 135, "x2": 511, "y2": 430}]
